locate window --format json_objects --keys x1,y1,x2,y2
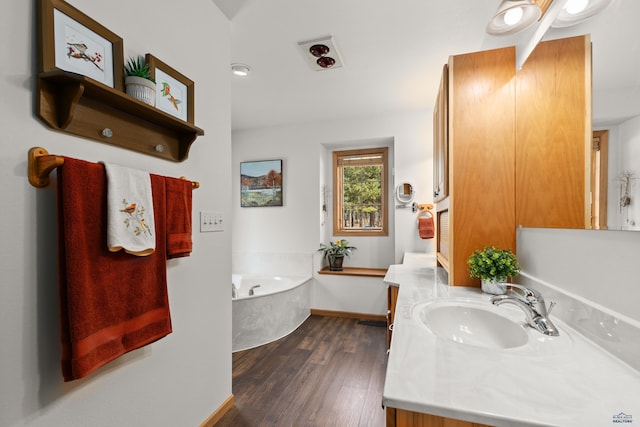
[{"x1": 333, "y1": 147, "x2": 388, "y2": 236}]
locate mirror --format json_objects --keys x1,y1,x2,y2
[
  {"x1": 542, "y1": 1, "x2": 640, "y2": 231},
  {"x1": 395, "y1": 182, "x2": 415, "y2": 205}
]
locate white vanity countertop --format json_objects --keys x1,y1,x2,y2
[{"x1": 382, "y1": 264, "x2": 640, "y2": 427}]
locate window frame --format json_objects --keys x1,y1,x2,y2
[{"x1": 332, "y1": 147, "x2": 389, "y2": 237}]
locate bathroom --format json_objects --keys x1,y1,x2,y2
[{"x1": 2, "y1": 1, "x2": 640, "y2": 427}]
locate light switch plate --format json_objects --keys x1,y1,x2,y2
[{"x1": 200, "y1": 211, "x2": 224, "y2": 232}]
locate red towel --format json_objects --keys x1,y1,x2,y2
[
  {"x1": 165, "y1": 177, "x2": 193, "y2": 259},
  {"x1": 57, "y1": 158, "x2": 172, "y2": 381},
  {"x1": 418, "y1": 216, "x2": 435, "y2": 239}
]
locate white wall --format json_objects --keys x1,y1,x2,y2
[
  {"x1": 0, "y1": 1, "x2": 232, "y2": 426},
  {"x1": 517, "y1": 227, "x2": 640, "y2": 322},
  {"x1": 232, "y1": 112, "x2": 433, "y2": 314},
  {"x1": 232, "y1": 111, "x2": 434, "y2": 266}
]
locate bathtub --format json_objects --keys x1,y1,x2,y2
[{"x1": 232, "y1": 274, "x2": 312, "y2": 352}]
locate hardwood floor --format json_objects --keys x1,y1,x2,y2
[{"x1": 216, "y1": 315, "x2": 388, "y2": 427}]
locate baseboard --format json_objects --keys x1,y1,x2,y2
[
  {"x1": 200, "y1": 394, "x2": 234, "y2": 427},
  {"x1": 310, "y1": 308, "x2": 386, "y2": 322}
]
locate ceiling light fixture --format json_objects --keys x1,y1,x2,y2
[
  {"x1": 551, "y1": 0, "x2": 614, "y2": 28},
  {"x1": 486, "y1": 0, "x2": 542, "y2": 36},
  {"x1": 231, "y1": 63, "x2": 251, "y2": 77},
  {"x1": 298, "y1": 36, "x2": 344, "y2": 71}
]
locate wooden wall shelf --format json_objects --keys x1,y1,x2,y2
[{"x1": 37, "y1": 70, "x2": 204, "y2": 162}]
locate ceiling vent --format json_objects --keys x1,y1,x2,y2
[{"x1": 298, "y1": 36, "x2": 344, "y2": 71}]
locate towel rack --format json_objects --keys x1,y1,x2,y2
[{"x1": 28, "y1": 147, "x2": 200, "y2": 189}]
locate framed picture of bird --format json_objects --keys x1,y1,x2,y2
[
  {"x1": 145, "y1": 54, "x2": 195, "y2": 123},
  {"x1": 37, "y1": 0, "x2": 124, "y2": 90}
]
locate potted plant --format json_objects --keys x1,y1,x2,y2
[
  {"x1": 318, "y1": 239, "x2": 357, "y2": 271},
  {"x1": 124, "y1": 56, "x2": 156, "y2": 106},
  {"x1": 467, "y1": 246, "x2": 521, "y2": 295}
]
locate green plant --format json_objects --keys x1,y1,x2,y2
[
  {"x1": 124, "y1": 56, "x2": 155, "y2": 83},
  {"x1": 467, "y1": 246, "x2": 520, "y2": 281},
  {"x1": 318, "y1": 239, "x2": 357, "y2": 258}
]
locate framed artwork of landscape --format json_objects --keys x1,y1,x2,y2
[{"x1": 240, "y1": 160, "x2": 283, "y2": 207}]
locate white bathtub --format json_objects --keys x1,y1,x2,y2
[{"x1": 232, "y1": 274, "x2": 311, "y2": 352}]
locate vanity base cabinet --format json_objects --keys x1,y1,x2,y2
[
  {"x1": 386, "y1": 285, "x2": 399, "y2": 350},
  {"x1": 386, "y1": 407, "x2": 491, "y2": 427}
]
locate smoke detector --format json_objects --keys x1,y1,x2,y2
[{"x1": 298, "y1": 36, "x2": 344, "y2": 71}]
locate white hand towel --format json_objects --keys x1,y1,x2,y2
[{"x1": 103, "y1": 162, "x2": 156, "y2": 256}]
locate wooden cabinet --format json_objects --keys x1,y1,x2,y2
[
  {"x1": 386, "y1": 284, "x2": 399, "y2": 350},
  {"x1": 435, "y1": 46, "x2": 517, "y2": 287},
  {"x1": 433, "y1": 64, "x2": 449, "y2": 203},
  {"x1": 435, "y1": 35, "x2": 592, "y2": 286},
  {"x1": 386, "y1": 407, "x2": 491, "y2": 427},
  {"x1": 37, "y1": 70, "x2": 204, "y2": 162},
  {"x1": 515, "y1": 35, "x2": 592, "y2": 229}
]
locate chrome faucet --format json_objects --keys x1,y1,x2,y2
[
  {"x1": 491, "y1": 284, "x2": 559, "y2": 336},
  {"x1": 248, "y1": 284, "x2": 261, "y2": 296}
]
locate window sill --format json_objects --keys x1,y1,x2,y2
[{"x1": 318, "y1": 267, "x2": 387, "y2": 277}]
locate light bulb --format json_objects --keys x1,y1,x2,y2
[
  {"x1": 565, "y1": 0, "x2": 589, "y2": 14},
  {"x1": 504, "y1": 7, "x2": 524, "y2": 25}
]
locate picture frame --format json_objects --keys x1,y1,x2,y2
[
  {"x1": 145, "y1": 54, "x2": 195, "y2": 123},
  {"x1": 38, "y1": 0, "x2": 124, "y2": 90},
  {"x1": 240, "y1": 160, "x2": 283, "y2": 207}
]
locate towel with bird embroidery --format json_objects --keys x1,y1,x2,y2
[{"x1": 103, "y1": 162, "x2": 156, "y2": 256}]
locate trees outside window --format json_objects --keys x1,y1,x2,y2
[{"x1": 333, "y1": 147, "x2": 388, "y2": 236}]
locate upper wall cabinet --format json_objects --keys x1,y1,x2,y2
[
  {"x1": 435, "y1": 46, "x2": 517, "y2": 287},
  {"x1": 434, "y1": 35, "x2": 592, "y2": 286},
  {"x1": 515, "y1": 35, "x2": 592, "y2": 229},
  {"x1": 433, "y1": 64, "x2": 448, "y2": 203}
]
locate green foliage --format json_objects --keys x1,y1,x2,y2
[
  {"x1": 318, "y1": 240, "x2": 357, "y2": 258},
  {"x1": 343, "y1": 165, "x2": 382, "y2": 213},
  {"x1": 124, "y1": 56, "x2": 155, "y2": 83},
  {"x1": 467, "y1": 246, "x2": 520, "y2": 281}
]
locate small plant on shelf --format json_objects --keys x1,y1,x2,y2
[
  {"x1": 318, "y1": 240, "x2": 357, "y2": 271},
  {"x1": 125, "y1": 56, "x2": 155, "y2": 82},
  {"x1": 124, "y1": 56, "x2": 156, "y2": 106},
  {"x1": 467, "y1": 246, "x2": 520, "y2": 294}
]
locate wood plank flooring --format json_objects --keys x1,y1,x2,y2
[{"x1": 216, "y1": 315, "x2": 388, "y2": 427}]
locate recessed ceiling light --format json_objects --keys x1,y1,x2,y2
[{"x1": 231, "y1": 63, "x2": 251, "y2": 77}]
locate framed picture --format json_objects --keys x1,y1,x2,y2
[
  {"x1": 240, "y1": 160, "x2": 283, "y2": 207},
  {"x1": 146, "y1": 54, "x2": 195, "y2": 123},
  {"x1": 38, "y1": 0, "x2": 124, "y2": 90}
]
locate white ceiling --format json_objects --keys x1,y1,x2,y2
[{"x1": 217, "y1": 0, "x2": 640, "y2": 131}]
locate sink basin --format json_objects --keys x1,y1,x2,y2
[{"x1": 411, "y1": 299, "x2": 529, "y2": 349}]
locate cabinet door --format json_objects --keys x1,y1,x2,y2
[
  {"x1": 386, "y1": 285, "x2": 399, "y2": 350},
  {"x1": 447, "y1": 46, "x2": 516, "y2": 287},
  {"x1": 515, "y1": 35, "x2": 592, "y2": 229},
  {"x1": 433, "y1": 64, "x2": 449, "y2": 202},
  {"x1": 388, "y1": 407, "x2": 492, "y2": 427}
]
